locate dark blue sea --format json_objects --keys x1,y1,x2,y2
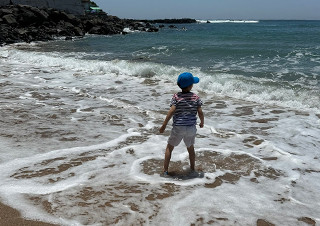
[
  {"x1": 29, "y1": 20, "x2": 320, "y2": 111},
  {"x1": 0, "y1": 20, "x2": 319, "y2": 225}
]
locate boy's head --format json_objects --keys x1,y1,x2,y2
[{"x1": 177, "y1": 72, "x2": 199, "y2": 89}]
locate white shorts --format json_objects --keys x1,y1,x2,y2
[{"x1": 168, "y1": 125, "x2": 197, "y2": 148}]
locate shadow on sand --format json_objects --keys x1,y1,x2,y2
[{"x1": 160, "y1": 171, "x2": 205, "y2": 180}]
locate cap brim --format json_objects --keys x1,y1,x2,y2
[{"x1": 193, "y1": 77, "x2": 200, "y2": 84}]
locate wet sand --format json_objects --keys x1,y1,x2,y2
[
  {"x1": 0, "y1": 52, "x2": 319, "y2": 225},
  {"x1": 0, "y1": 201, "x2": 276, "y2": 226},
  {"x1": 0, "y1": 202, "x2": 57, "y2": 226}
]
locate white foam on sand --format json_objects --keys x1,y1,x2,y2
[
  {"x1": 0, "y1": 115, "x2": 319, "y2": 225},
  {"x1": 0, "y1": 130, "x2": 140, "y2": 224},
  {"x1": 0, "y1": 45, "x2": 320, "y2": 225},
  {"x1": 2, "y1": 45, "x2": 319, "y2": 113}
]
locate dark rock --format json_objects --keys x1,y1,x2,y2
[
  {"x1": 88, "y1": 26, "x2": 103, "y2": 35},
  {"x1": 88, "y1": 24, "x2": 119, "y2": 35},
  {"x1": 58, "y1": 29, "x2": 73, "y2": 37},
  {"x1": 20, "y1": 5, "x2": 49, "y2": 21},
  {"x1": 0, "y1": 4, "x2": 161, "y2": 46},
  {"x1": 140, "y1": 18, "x2": 197, "y2": 24},
  {"x1": 34, "y1": 8, "x2": 49, "y2": 21},
  {"x1": 147, "y1": 27, "x2": 159, "y2": 32},
  {"x1": 61, "y1": 11, "x2": 76, "y2": 21},
  {"x1": 74, "y1": 26, "x2": 84, "y2": 36},
  {"x1": 17, "y1": 8, "x2": 38, "y2": 25},
  {"x1": 16, "y1": 28, "x2": 27, "y2": 35},
  {"x1": 48, "y1": 10, "x2": 63, "y2": 23},
  {"x1": 64, "y1": 21, "x2": 75, "y2": 29},
  {"x1": 0, "y1": 8, "x2": 14, "y2": 16},
  {"x1": 2, "y1": 14, "x2": 17, "y2": 25},
  {"x1": 0, "y1": 35, "x2": 4, "y2": 46},
  {"x1": 257, "y1": 219, "x2": 275, "y2": 226},
  {"x1": 60, "y1": 11, "x2": 81, "y2": 26}
]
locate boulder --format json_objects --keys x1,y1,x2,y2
[
  {"x1": 73, "y1": 26, "x2": 84, "y2": 36},
  {"x1": 88, "y1": 26, "x2": 103, "y2": 35},
  {"x1": 61, "y1": 22, "x2": 83, "y2": 36},
  {"x1": 4, "y1": 27, "x2": 19, "y2": 43},
  {"x1": 147, "y1": 27, "x2": 159, "y2": 32},
  {"x1": 58, "y1": 28, "x2": 73, "y2": 37},
  {"x1": 17, "y1": 8, "x2": 38, "y2": 25},
  {"x1": 0, "y1": 8, "x2": 14, "y2": 16},
  {"x1": 0, "y1": 35, "x2": 4, "y2": 46},
  {"x1": 2, "y1": 14, "x2": 17, "y2": 25},
  {"x1": 31, "y1": 7, "x2": 49, "y2": 21},
  {"x1": 16, "y1": 28, "x2": 27, "y2": 35},
  {"x1": 64, "y1": 21, "x2": 75, "y2": 29},
  {"x1": 48, "y1": 10, "x2": 63, "y2": 23},
  {"x1": 18, "y1": 5, "x2": 49, "y2": 21}
]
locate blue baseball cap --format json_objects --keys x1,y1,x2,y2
[{"x1": 177, "y1": 72, "x2": 199, "y2": 88}]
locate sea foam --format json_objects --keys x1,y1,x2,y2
[
  {"x1": 1, "y1": 42, "x2": 320, "y2": 225},
  {"x1": 3, "y1": 46, "x2": 319, "y2": 113},
  {"x1": 197, "y1": 19, "x2": 259, "y2": 23}
]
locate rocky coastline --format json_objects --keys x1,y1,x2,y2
[
  {"x1": 139, "y1": 18, "x2": 197, "y2": 24},
  {"x1": 0, "y1": 4, "x2": 197, "y2": 46}
]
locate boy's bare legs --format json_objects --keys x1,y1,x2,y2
[
  {"x1": 164, "y1": 144, "x2": 174, "y2": 172},
  {"x1": 187, "y1": 145, "x2": 195, "y2": 171}
]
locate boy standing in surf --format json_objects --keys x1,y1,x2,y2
[{"x1": 159, "y1": 72, "x2": 204, "y2": 176}]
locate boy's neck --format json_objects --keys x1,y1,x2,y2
[{"x1": 181, "y1": 85, "x2": 193, "y2": 93}]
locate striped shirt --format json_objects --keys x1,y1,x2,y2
[{"x1": 170, "y1": 92, "x2": 203, "y2": 126}]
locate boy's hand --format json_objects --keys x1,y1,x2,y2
[
  {"x1": 197, "y1": 107, "x2": 204, "y2": 128},
  {"x1": 159, "y1": 125, "x2": 166, "y2": 133},
  {"x1": 159, "y1": 105, "x2": 175, "y2": 134}
]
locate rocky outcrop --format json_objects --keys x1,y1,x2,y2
[
  {"x1": 0, "y1": 5, "x2": 83, "y2": 45},
  {"x1": 0, "y1": 4, "x2": 159, "y2": 46},
  {"x1": 140, "y1": 18, "x2": 197, "y2": 24},
  {"x1": 0, "y1": 0, "x2": 85, "y2": 15}
]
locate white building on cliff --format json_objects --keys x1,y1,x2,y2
[{"x1": 0, "y1": 0, "x2": 90, "y2": 15}]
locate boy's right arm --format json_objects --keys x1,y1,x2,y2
[
  {"x1": 198, "y1": 106, "x2": 204, "y2": 128},
  {"x1": 159, "y1": 105, "x2": 176, "y2": 133}
]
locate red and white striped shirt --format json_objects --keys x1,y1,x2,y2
[{"x1": 170, "y1": 92, "x2": 202, "y2": 126}]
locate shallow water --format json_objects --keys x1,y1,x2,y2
[{"x1": 0, "y1": 21, "x2": 320, "y2": 225}]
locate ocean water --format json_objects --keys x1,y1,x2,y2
[{"x1": 0, "y1": 20, "x2": 319, "y2": 225}]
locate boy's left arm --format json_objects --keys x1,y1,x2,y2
[{"x1": 197, "y1": 106, "x2": 204, "y2": 128}]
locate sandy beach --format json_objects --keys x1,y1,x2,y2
[
  {"x1": 1, "y1": 21, "x2": 319, "y2": 225},
  {"x1": 0, "y1": 202, "x2": 57, "y2": 226}
]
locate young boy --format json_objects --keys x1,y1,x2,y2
[{"x1": 159, "y1": 72, "x2": 204, "y2": 176}]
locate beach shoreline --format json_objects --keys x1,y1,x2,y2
[
  {"x1": 0, "y1": 20, "x2": 319, "y2": 225},
  {"x1": 0, "y1": 202, "x2": 57, "y2": 226}
]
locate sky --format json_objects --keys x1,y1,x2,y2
[{"x1": 93, "y1": 0, "x2": 320, "y2": 20}]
